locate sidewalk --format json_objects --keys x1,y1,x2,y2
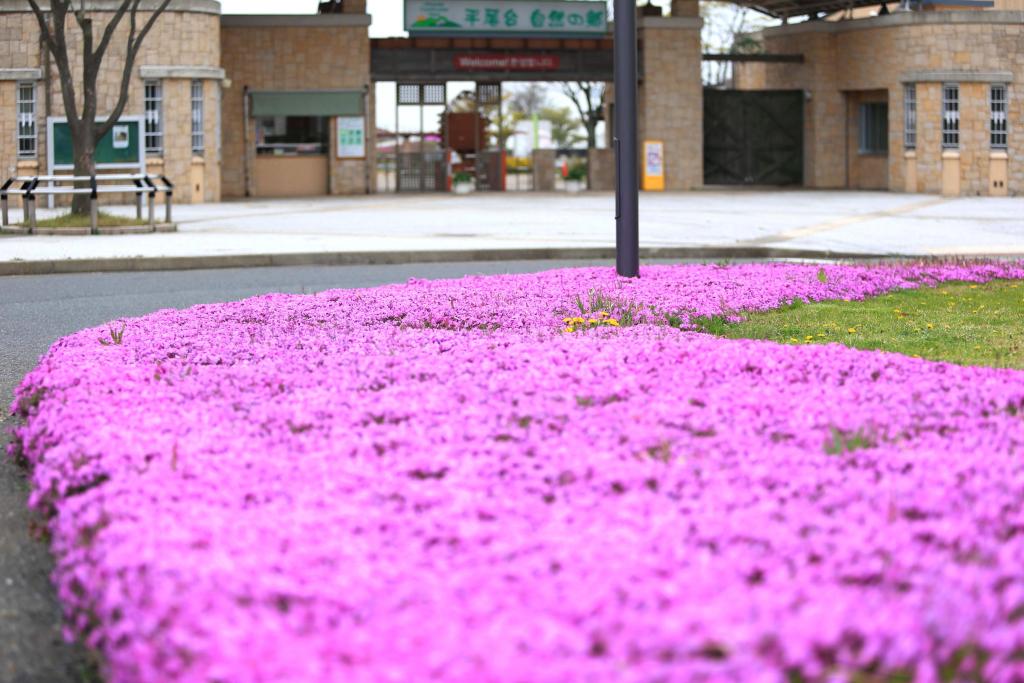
[{"x1": 1, "y1": 190, "x2": 1022, "y2": 275}]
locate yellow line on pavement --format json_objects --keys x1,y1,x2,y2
[{"x1": 739, "y1": 197, "x2": 948, "y2": 245}]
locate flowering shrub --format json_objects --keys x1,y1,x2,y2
[{"x1": 9, "y1": 262, "x2": 1024, "y2": 683}]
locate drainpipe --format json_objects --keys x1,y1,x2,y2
[
  {"x1": 364, "y1": 85, "x2": 371, "y2": 194},
  {"x1": 242, "y1": 85, "x2": 251, "y2": 197}
]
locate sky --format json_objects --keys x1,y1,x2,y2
[{"x1": 219, "y1": 0, "x2": 405, "y2": 37}]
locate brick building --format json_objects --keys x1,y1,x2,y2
[
  {"x1": 0, "y1": 0, "x2": 222, "y2": 204},
  {"x1": 0, "y1": 0, "x2": 1019, "y2": 200},
  {"x1": 733, "y1": 2, "x2": 1023, "y2": 196}
]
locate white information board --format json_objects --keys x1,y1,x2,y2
[{"x1": 337, "y1": 116, "x2": 366, "y2": 159}]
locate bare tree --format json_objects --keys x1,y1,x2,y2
[
  {"x1": 561, "y1": 82, "x2": 605, "y2": 149},
  {"x1": 27, "y1": 0, "x2": 172, "y2": 213},
  {"x1": 701, "y1": 2, "x2": 770, "y2": 87},
  {"x1": 507, "y1": 83, "x2": 549, "y2": 118}
]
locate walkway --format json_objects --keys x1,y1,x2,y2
[{"x1": 1, "y1": 190, "x2": 1021, "y2": 274}]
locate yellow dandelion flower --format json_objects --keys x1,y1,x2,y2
[
  {"x1": 804, "y1": 335, "x2": 814, "y2": 341},
  {"x1": 789, "y1": 337, "x2": 800, "y2": 343},
  {"x1": 563, "y1": 327, "x2": 574, "y2": 333},
  {"x1": 847, "y1": 327, "x2": 857, "y2": 334},
  {"x1": 563, "y1": 317, "x2": 573, "y2": 324},
  {"x1": 607, "y1": 319, "x2": 620, "y2": 327},
  {"x1": 970, "y1": 285, "x2": 978, "y2": 289},
  {"x1": 598, "y1": 311, "x2": 610, "y2": 318},
  {"x1": 926, "y1": 323, "x2": 934, "y2": 329}
]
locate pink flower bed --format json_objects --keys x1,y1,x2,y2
[{"x1": 10, "y1": 262, "x2": 1024, "y2": 682}]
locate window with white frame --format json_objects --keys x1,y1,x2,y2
[
  {"x1": 191, "y1": 80, "x2": 204, "y2": 153},
  {"x1": 903, "y1": 84, "x2": 916, "y2": 150},
  {"x1": 144, "y1": 79, "x2": 163, "y2": 154},
  {"x1": 16, "y1": 81, "x2": 37, "y2": 158},
  {"x1": 942, "y1": 84, "x2": 959, "y2": 149},
  {"x1": 990, "y1": 84, "x2": 1008, "y2": 149}
]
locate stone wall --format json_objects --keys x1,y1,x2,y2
[
  {"x1": 220, "y1": 15, "x2": 372, "y2": 199},
  {"x1": 638, "y1": 16, "x2": 703, "y2": 191},
  {"x1": 0, "y1": 1, "x2": 222, "y2": 205},
  {"x1": 736, "y1": 12, "x2": 1023, "y2": 196}
]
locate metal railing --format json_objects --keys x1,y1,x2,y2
[{"x1": 0, "y1": 173, "x2": 174, "y2": 234}]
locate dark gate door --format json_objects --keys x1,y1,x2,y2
[
  {"x1": 704, "y1": 90, "x2": 803, "y2": 186},
  {"x1": 397, "y1": 151, "x2": 446, "y2": 192}
]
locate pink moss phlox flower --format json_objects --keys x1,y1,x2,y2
[{"x1": 9, "y1": 262, "x2": 1024, "y2": 682}]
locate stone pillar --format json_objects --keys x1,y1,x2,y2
[
  {"x1": 638, "y1": 16, "x2": 703, "y2": 190},
  {"x1": 532, "y1": 149, "x2": 555, "y2": 191},
  {"x1": 587, "y1": 148, "x2": 615, "y2": 191}
]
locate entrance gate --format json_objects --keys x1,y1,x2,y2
[
  {"x1": 703, "y1": 89, "x2": 804, "y2": 186},
  {"x1": 396, "y1": 83, "x2": 447, "y2": 193}
]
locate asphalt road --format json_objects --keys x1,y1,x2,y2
[{"x1": 0, "y1": 258, "x2": 634, "y2": 683}]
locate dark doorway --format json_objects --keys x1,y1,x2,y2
[{"x1": 703, "y1": 89, "x2": 803, "y2": 185}]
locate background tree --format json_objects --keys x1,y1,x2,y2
[
  {"x1": 561, "y1": 82, "x2": 605, "y2": 149},
  {"x1": 701, "y1": 2, "x2": 771, "y2": 87},
  {"x1": 539, "y1": 106, "x2": 585, "y2": 149},
  {"x1": 507, "y1": 83, "x2": 549, "y2": 118},
  {"x1": 27, "y1": 0, "x2": 172, "y2": 214}
]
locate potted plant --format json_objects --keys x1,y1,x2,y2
[
  {"x1": 452, "y1": 171, "x2": 475, "y2": 195},
  {"x1": 564, "y1": 162, "x2": 587, "y2": 194}
]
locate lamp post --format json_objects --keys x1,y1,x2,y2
[{"x1": 613, "y1": 0, "x2": 640, "y2": 278}]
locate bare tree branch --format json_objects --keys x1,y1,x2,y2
[
  {"x1": 27, "y1": 0, "x2": 81, "y2": 124},
  {"x1": 562, "y1": 82, "x2": 604, "y2": 148},
  {"x1": 97, "y1": 0, "x2": 171, "y2": 140},
  {"x1": 94, "y1": 0, "x2": 135, "y2": 65}
]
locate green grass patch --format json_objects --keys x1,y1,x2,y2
[
  {"x1": 24, "y1": 211, "x2": 148, "y2": 229},
  {"x1": 716, "y1": 279, "x2": 1024, "y2": 369}
]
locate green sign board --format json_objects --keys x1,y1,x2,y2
[
  {"x1": 405, "y1": 0, "x2": 608, "y2": 35},
  {"x1": 48, "y1": 117, "x2": 143, "y2": 169}
]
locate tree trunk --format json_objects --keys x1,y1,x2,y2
[
  {"x1": 586, "y1": 124, "x2": 598, "y2": 149},
  {"x1": 70, "y1": 124, "x2": 96, "y2": 215}
]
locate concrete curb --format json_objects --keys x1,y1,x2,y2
[{"x1": 0, "y1": 245, "x2": 943, "y2": 277}]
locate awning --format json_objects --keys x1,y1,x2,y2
[{"x1": 249, "y1": 90, "x2": 364, "y2": 117}]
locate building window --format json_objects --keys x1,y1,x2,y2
[
  {"x1": 144, "y1": 79, "x2": 163, "y2": 154},
  {"x1": 255, "y1": 116, "x2": 328, "y2": 156},
  {"x1": 903, "y1": 84, "x2": 916, "y2": 150},
  {"x1": 942, "y1": 84, "x2": 959, "y2": 149},
  {"x1": 990, "y1": 84, "x2": 1008, "y2": 149},
  {"x1": 191, "y1": 80, "x2": 204, "y2": 153},
  {"x1": 858, "y1": 102, "x2": 888, "y2": 155},
  {"x1": 16, "y1": 81, "x2": 36, "y2": 158}
]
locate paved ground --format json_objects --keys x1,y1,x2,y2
[
  {"x1": 0, "y1": 258, "x2": 656, "y2": 683},
  {"x1": 1, "y1": 191, "x2": 1022, "y2": 269}
]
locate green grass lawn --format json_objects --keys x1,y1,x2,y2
[
  {"x1": 712, "y1": 279, "x2": 1024, "y2": 369},
  {"x1": 26, "y1": 211, "x2": 148, "y2": 229}
]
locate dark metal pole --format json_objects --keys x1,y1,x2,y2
[{"x1": 613, "y1": 0, "x2": 640, "y2": 278}]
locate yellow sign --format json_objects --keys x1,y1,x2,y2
[{"x1": 642, "y1": 140, "x2": 665, "y2": 191}]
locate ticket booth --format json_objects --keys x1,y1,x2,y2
[{"x1": 247, "y1": 90, "x2": 365, "y2": 198}]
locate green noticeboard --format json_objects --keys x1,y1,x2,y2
[{"x1": 48, "y1": 117, "x2": 143, "y2": 169}]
